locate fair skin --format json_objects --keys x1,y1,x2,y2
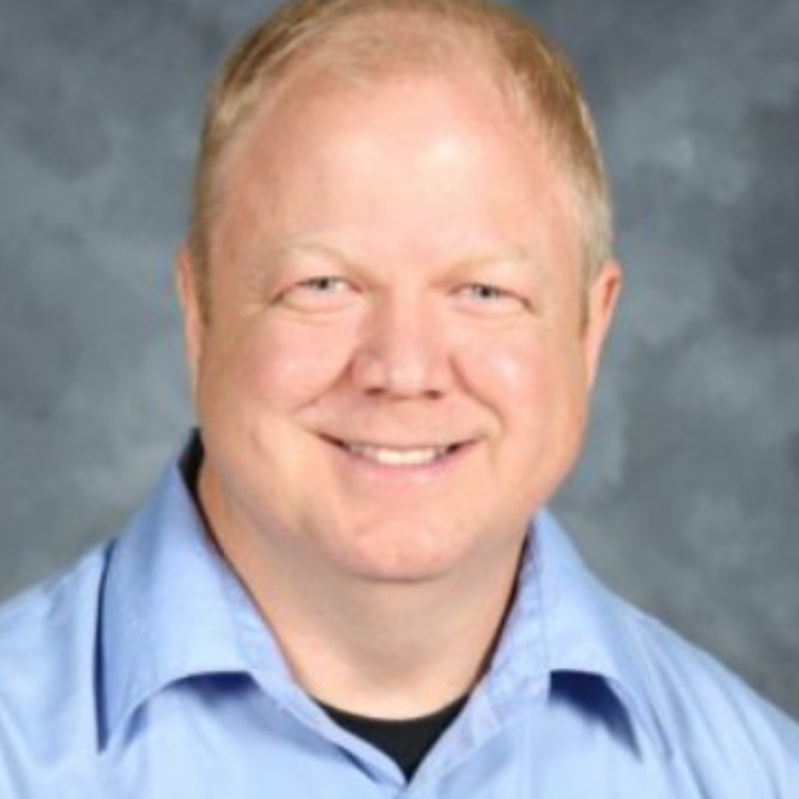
[{"x1": 176, "y1": 61, "x2": 621, "y2": 719}]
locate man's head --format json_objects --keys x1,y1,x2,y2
[
  {"x1": 176, "y1": 0, "x2": 621, "y2": 593},
  {"x1": 187, "y1": 0, "x2": 613, "y2": 321}
]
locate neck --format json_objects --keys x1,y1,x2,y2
[{"x1": 280, "y1": 565, "x2": 520, "y2": 719}]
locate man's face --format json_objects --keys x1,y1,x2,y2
[{"x1": 178, "y1": 65, "x2": 620, "y2": 589}]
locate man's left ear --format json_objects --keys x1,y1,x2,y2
[
  {"x1": 175, "y1": 243, "x2": 204, "y2": 401},
  {"x1": 583, "y1": 259, "x2": 623, "y2": 389}
]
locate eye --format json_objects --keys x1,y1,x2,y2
[
  {"x1": 277, "y1": 275, "x2": 358, "y2": 311},
  {"x1": 455, "y1": 283, "x2": 528, "y2": 314},
  {"x1": 464, "y1": 284, "x2": 510, "y2": 301},
  {"x1": 298, "y1": 276, "x2": 351, "y2": 293}
]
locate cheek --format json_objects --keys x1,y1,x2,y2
[
  {"x1": 456, "y1": 329, "x2": 589, "y2": 428},
  {"x1": 458, "y1": 332, "x2": 549, "y2": 404},
  {"x1": 220, "y1": 320, "x2": 357, "y2": 409}
]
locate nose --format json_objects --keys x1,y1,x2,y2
[{"x1": 350, "y1": 293, "x2": 452, "y2": 398}]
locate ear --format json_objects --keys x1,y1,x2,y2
[
  {"x1": 175, "y1": 243, "x2": 205, "y2": 402},
  {"x1": 582, "y1": 259, "x2": 623, "y2": 390}
]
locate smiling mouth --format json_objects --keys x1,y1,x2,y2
[{"x1": 328, "y1": 439, "x2": 465, "y2": 466}]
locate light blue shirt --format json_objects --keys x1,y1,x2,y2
[{"x1": 1, "y1": 441, "x2": 798, "y2": 798}]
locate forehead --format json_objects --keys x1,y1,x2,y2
[
  {"x1": 219, "y1": 57, "x2": 555, "y2": 207},
  {"x1": 216, "y1": 15, "x2": 537, "y2": 182},
  {"x1": 205, "y1": 51, "x2": 582, "y2": 284},
  {"x1": 211, "y1": 69, "x2": 577, "y2": 298},
  {"x1": 228, "y1": 71, "x2": 541, "y2": 195}
]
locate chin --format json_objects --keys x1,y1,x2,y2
[{"x1": 326, "y1": 522, "x2": 484, "y2": 587}]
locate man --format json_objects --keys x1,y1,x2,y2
[{"x1": 1, "y1": 0, "x2": 797, "y2": 795}]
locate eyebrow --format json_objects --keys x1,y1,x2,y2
[
  {"x1": 278, "y1": 238, "x2": 363, "y2": 270},
  {"x1": 451, "y1": 245, "x2": 543, "y2": 275},
  {"x1": 274, "y1": 236, "x2": 545, "y2": 279}
]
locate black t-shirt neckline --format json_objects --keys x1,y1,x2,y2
[{"x1": 318, "y1": 694, "x2": 470, "y2": 780}]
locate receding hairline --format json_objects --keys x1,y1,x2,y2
[
  {"x1": 202, "y1": 9, "x2": 549, "y2": 210},
  {"x1": 189, "y1": 0, "x2": 614, "y2": 318},
  {"x1": 212, "y1": 29, "x2": 567, "y2": 207},
  {"x1": 225, "y1": 9, "x2": 525, "y2": 116}
]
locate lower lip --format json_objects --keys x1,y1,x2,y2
[{"x1": 325, "y1": 439, "x2": 474, "y2": 486}]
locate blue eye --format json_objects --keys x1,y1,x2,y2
[
  {"x1": 277, "y1": 275, "x2": 358, "y2": 311},
  {"x1": 465, "y1": 284, "x2": 510, "y2": 301},
  {"x1": 455, "y1": 283, "x2": 528, "y2": 315},
  {"x1": 299, "y1": 276, "x2": 350, "y2": 293}
]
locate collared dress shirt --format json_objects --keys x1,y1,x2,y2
[{"x1": 1, "y1": 440, "x2": 798, "y2": 798}]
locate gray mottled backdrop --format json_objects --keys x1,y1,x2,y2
[{"x1": 1, "y1": 0, "x2": 797, "y2": 716}]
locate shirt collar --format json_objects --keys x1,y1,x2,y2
[
  {"x1": 100, "y1": 435, "x2": 294, "y2": 745},
  {"x1": 101, "y1": 436, "x2": 666, "y2": 754},
  {"x1": 486, "y1": 509, "x2": 667, "y2": 755}
]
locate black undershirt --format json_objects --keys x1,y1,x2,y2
[{"x1": 319, "y1": 695, "x2": 470, "y2": 780}]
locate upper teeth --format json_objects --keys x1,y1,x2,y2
[{"x1": 344, "y1": 443, "x2": 451, "y2": 465}]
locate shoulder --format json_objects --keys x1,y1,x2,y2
[
  {"x1": 0, "y1": 545, "x2": 109, "y2": 675},
  {"x1": 0, "y1": 545, "x2": 111, "y2": 782},
  {"x1": 610, "y1": 590, "x2": 799, "y2": 791}
]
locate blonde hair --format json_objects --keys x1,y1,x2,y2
[{"x1": 188, "y1": 0, "x2": 613, "y2": 316}]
